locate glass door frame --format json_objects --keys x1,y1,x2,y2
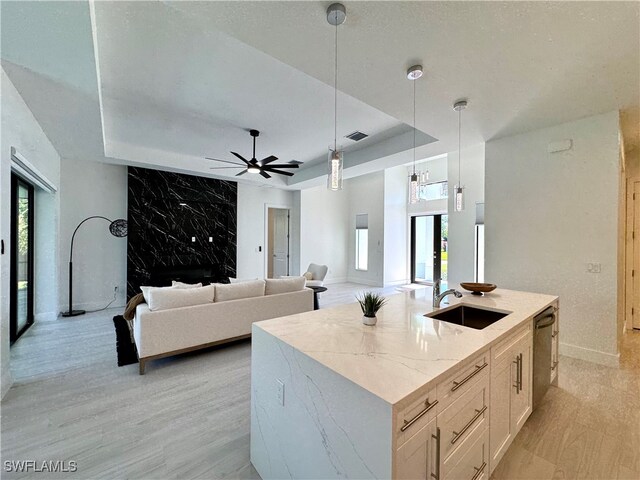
[
  {"x1": 410, "y1": 214, "x2": 443, "y2": 285},
  {"x1": 10, "y1": 174, "x2": 35, "y2": 344}
]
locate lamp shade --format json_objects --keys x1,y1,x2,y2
[{"x1": 109, "y1": 219, "x2": 128, "y2": 237}]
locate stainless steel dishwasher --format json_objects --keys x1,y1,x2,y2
[{"x1": 533, "y1": 306, "x2": 556, "y2": 410}]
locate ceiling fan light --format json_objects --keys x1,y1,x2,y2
[{"x1": 247, "y1": 165, "x2": 260, "y2": 174}]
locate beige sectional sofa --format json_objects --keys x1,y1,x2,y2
[{"x1": 133, "y1": 278, "x2": 313, "y2": 374}]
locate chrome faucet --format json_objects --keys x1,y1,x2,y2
[{"x1": 432, "y1": 279, "x2": 463, "y2": 308}]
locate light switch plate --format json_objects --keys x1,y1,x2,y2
[{"x1": 276, "y1": 379, "x2": 285, "y2": 406}]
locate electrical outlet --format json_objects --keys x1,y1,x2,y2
[
  {"x1": 587, "y1": 263, "x2": 602, "y2": 273},
  {"x1": 276, "y1": 379, "x2": 285, "y2": 406},
  {"x1": 114, "y1": 285, "x2": 119, "y2": 293}
]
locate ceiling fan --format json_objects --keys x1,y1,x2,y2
[{"x1": 206, "y1": 129, "x2": 299, "y2": 179}]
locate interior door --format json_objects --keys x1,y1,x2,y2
[
  {"x1": 633, "y1": 182, "x2": 640, "y2": 329},
  {"x1": 269, "y1": 208, "x2": 289, "y2": 278},
  {"x1": 411, "y1": 215, "x2": 447, "y2": 285},
  {"x1": 10, "y1": 174, "x2": 34, "y2": 343}
]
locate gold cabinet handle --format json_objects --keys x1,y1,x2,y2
[
  {"x1": 451, "y1": 362, "x2": 488, "y2": 392},
  {"x1": 451, "y1": 405, "x2": 487, "y2": 444},
  {"x1": 513, "y1": 356, "x2": 520, "y2": 394},
  {"x1": 471, "y1": 461, "x2": 487, "y2": 480},
  {"x1": 400, "y1": 398, "x2": 438, "y2": 432}
]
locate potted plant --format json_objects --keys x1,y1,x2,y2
[{"x1": 357, "y1": 292, "x2": 387, "y2": 326}]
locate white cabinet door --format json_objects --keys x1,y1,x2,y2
[
  {"x1": 396, "y1": 417, "x2": 437, "y2": 480},
  {"x1": 511, "y1": 336, "x2": 532, "y2": 432},
  {"x1": 489, "y1": 353, "x2": 514, "y2": 469}
]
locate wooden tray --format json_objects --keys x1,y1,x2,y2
[{"x1": 460, "y1": 282, "x2": 497, "y2": 295}]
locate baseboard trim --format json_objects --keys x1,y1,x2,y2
[
  {"x1": 346, "y1": 277, "x2": 382, "y2": 287},
  {"x1": 559, "y1": 342, "x2": 620, "y2": 367},
  {"x1": 59, "y1": 300, "x2": 126, "y2": 315},
  {"x1": 35, "y1": 311, "x2": 58, "y2": 323},
  {"x1": 384, "y1": 279, "x2": 410, "y2": 287},
  {"x1": 1, "y1": 367, "x2": 13, "y2": 401}
]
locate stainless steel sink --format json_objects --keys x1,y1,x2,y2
[{"x1": 425, "y1": 305, "x2": 511, "y2": 330}]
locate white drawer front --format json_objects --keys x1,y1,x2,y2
[
  {"x1": 443, "y1": 425, "x2": 489, "y2": 480},
  {"x1": 437, "y1": 349, "x2": 490, "y2": 412},
  {"x1": 396, "y1": 386, "x2": 438, "y2": 447},
  {"x1": 438, "y1": 376, "x2": 489, "y2": 463}
]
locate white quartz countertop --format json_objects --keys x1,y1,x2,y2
[{"x1": 254, "y1": 287, "x2": 558, "y2": 406}]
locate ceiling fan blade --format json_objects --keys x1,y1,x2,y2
[
  {"x1": 205, "y1": 157, "x2": 245, "y2": 166},
  {"x1": 231, "y1": 151, "x2": 251, "y2": 166},
  {"x1": 264, "y1": 169, "x2": 295, "y2": 177},
  {"x1": 262, "y1": 164, "x2": 299, "y2": 169},
  {"x1": 259, "y1": 155, "x2": 278, "y2": 165},
  {"x1": 236, "y1": 170, "x2": 248, "y2": 176},
  {"x1": 209, "y1": 166, "x2": 243, "y2": 170},
  {"x1": 259, "y1": 171, "x2": 271, "y2": 179}
]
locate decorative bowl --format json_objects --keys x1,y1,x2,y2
[{"x1": 460, "y1": 282, "x2": 497, "y2": 296}]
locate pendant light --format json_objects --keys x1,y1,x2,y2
[
  {"x1": 327, "y1": 3, "x2": 346, "y2": 191},
  {"x1": 407, "y1": 65, "x2": 423, "y2": 204},
  {"x1": 453, "y1": 99, "x2": 468, "y2": 212}
]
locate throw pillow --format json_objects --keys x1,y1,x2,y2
[
  {"x1": 265, "y1": 276, "x2": 306, "y2": 295},
  {"x1": 229, "y1": 277, "x2": 260, "y2": 284},
  {"x1": 172, "y1": 281, "x2": 203, "y2": 289},
  {"x1": 140, "y1": 285, "x2": 172, "y2": 303},
  {"x1": 215, "y1": 280, "x2": 265, "y2": 302},
  {"x1": 303, "y1": 271, "x2": 313, "y2": 281},
  {"x1": 147, "y1": 285, "x2": 215, "y2": 311}
]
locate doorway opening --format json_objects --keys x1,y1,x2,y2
[
  {"x1": 267, "y1": 208, "x2": 290, "y2": 278},
  {"x1": 10, "y1": 173, "x2": 35, "y2": 343},
  {"x1": 411, "y1": 214, "x2": 448, "y2": 285}
]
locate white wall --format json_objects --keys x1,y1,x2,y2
[
  {"x1": 236, "y1": 184, "x2": 296, "y2": 280},
  {"x1": 58, "y1": 158, "x2": 128, "y2": 311},
  {"x1": 1, "y1": 68, "x2": 61, "y2": 399},
  {"x1": 447, "y1": 144, "x2": 485, "y2": 286},
  {"x1": 384, "y1": 165, "x2": 409, "y2": 286},
  {"x1": 299, "y1": 185, "x2": 349, "y2": 283},
  {"x1": 485, "y1": 111, "x2": 620, "y2": 366},
  {"x1": 345, "y1": 172, "x2": 385, "y2": 286}
]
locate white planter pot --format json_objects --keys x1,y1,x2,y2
[{"x1": 362, "y1": 315, "x2": 377, "y2": 326}]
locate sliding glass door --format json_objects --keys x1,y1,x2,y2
[
  {"x1": 411, "y1": 214, "x2": 448, "y2": 285},
  {"x1": 10, "y1": 174, "x2": 34, "y2": 343}
]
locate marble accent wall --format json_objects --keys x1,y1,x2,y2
[{"x1": 127, "y1": 167, "x2": 237, "y2": 298}]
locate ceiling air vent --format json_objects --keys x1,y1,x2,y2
[{"x1": 345, "y1": 131, "x2": 368, "y2": 142}]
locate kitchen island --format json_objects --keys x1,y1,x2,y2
[{"x1": 250, "y1": 287, "x2": 558, "y2": 479}]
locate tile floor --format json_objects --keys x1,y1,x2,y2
[{"x1": 2, "y1": 283, "x2": 639, "y2": 479}]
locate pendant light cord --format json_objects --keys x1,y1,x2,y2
[
  {"x1": 334, "y1": 15, "x2": 338, "y2": 152},
  {"x1": 413, "y1": 79, "x2": 416, "y2": 175},
  {"x1": 458, "y1": 106, "x2": 462, "y2": 186}
]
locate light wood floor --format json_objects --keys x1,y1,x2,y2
[{"x1": 2, "y1": 284, "x2": 639, "y2": 479}]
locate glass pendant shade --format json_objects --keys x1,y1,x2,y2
[
  {"x1": 409, "y1": 173, "x2": 419, "y2": 204},
  {"x1": 328, "y1": 148, "x2": 343, "y2": 191},
  {"x1": 454, "y1": 185, "x2": 465, "y2": 212}
]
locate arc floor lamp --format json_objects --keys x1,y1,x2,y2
[{"x1": 62, "y1": 216, "x2": 128, "y2": 317}]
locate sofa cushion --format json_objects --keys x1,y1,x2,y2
[
  {"x1": 265, "y1": 276, "x2": 306, "y2": 295},
  {"x1": 215, "y1": 280, "x2": 265, "y2": 302},
  {"x1": 147, "y1": 285, "x2": 215, "y2": 311},
  {"x1": 172, "y1": 281, "x2": 203, "y2": 288}
]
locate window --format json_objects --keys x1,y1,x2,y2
[
  {"x1": 418, "y1": 181, "x2": 448, "y2": 201},
  {"x1": 355, "y1": 214, "x2": 368, "y2": 271}
]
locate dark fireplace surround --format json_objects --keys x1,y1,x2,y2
[{"x1": 127, "y1": 167, "x2": 237, "y2": 299}]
